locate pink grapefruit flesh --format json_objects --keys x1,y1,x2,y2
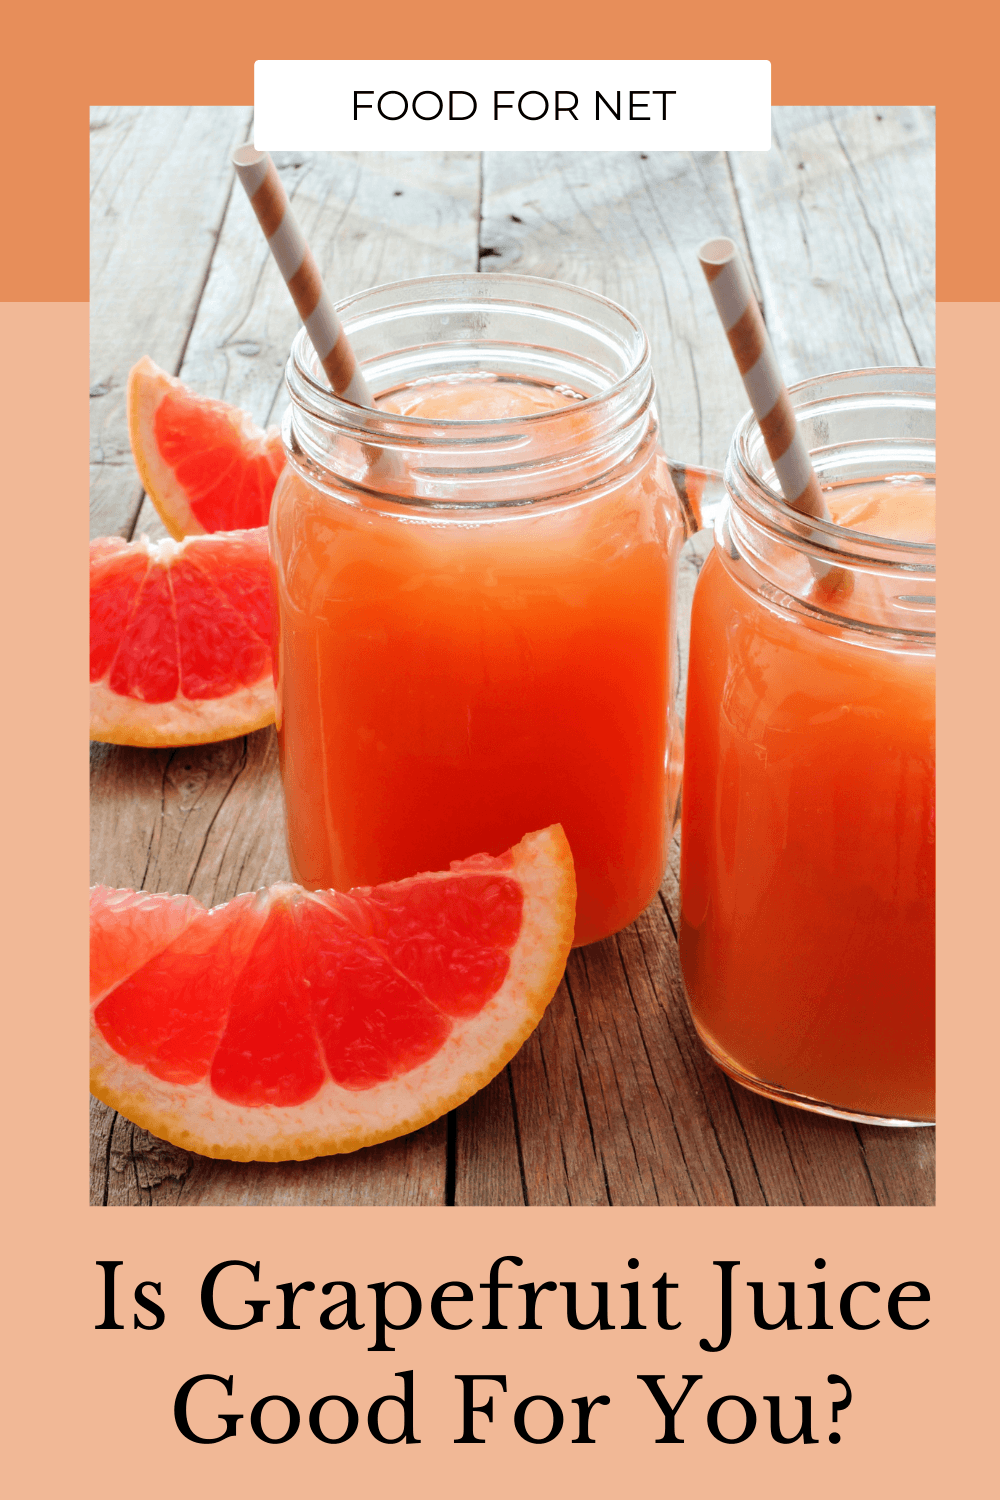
[
  {"x1": 89, "y1": 528, "x2": 275, "y2": 746},
  {"x1": 90, "y1": 826, "x2": 576, "y2": 1160},
  {"x1": 128, "y1": 356, "x2": 285, "y2": 538}
]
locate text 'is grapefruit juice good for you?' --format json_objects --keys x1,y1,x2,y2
[
  {"x1": 680, "y1": 369, "x2": 935, "y2": 1125},
  {"x1": 270, "y1": 276, "x2": 690, "y2": 948}
]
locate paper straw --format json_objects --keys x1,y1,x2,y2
[
  {"x1": 232, "y1": 145, "x2": 372, "y2": 408},
  {"x1": 697, "y1": 237, "x2": 830, "y2": 523}
]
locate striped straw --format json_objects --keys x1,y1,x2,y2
[
  {"x1": 232, "y1": 145, "x2": 372, "y2": 408},
  {"x1": 697, "y1": 237, "x2": 830, "y2": 523}
]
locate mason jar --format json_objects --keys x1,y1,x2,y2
[
  {"x1": 679, "y1": 368, "x2": 935, "y2": 1124},
  {"x1": 269, "y1": 273, "x2": 692, "y2": 947}
]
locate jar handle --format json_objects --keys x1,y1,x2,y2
[{"x1": 666, "y1": 461, "x2": 727, "y2": 538}]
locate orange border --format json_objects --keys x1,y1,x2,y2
[
  {"x1": 4, "y1": 1, "x2": 997, "y2": 1492},
  {"x1": 1, "y1": 0, "x2": 990, "y2": 299}
]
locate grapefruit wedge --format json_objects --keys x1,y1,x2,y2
[
  {"x1": 128, "y1": 356, "x2": 285, "y2": 538},
  {"x1": 90, "y1": 826, "x2": 575, "y2": 1161},
  {"x1": 90, "y1": 529, "x2": 275, "y2": 746}
]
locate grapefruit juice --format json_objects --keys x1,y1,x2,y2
[
  {"x1": 678, "y1": 371, "x2": 936, "y2": 1124},
  {"x1": 270, "y1": 281, "x2": 689, "y2": 947}
]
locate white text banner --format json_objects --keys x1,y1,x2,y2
[{"x1": 253, "y1": 60, "x2": 772, "y2": 152}]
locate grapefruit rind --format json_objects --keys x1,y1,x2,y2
[
  {"x1": 127, "y1": 355, "x2": 282, "y2": 540},
  {"x1": 89, "y1": 677, "x2": 275, "y2": 747},
  {"x1": 128, "y1": 357, "x2": 205, "y2": 540},
  {"x1": 90, "y1": 826, "x2": 575, "y2": 1161}
]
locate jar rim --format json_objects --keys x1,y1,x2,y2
[
  {"x1": 281, "y1": 271, "x2": 661, "y2": 512},
  {"x1": 287, "y1": 271, "x2": 650, "y2": 434},
  {"x1": 728, "y1": 365, "x2": 935, "y2": 566}
]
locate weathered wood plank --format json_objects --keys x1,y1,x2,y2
[
  {"x1": 97, "y1": 1111, "x2": 448, "y2": 1207},
  {"x1": 90, "y1": 729, "x2": 290, "y2": 903},
  {"x1": 856, "y1": 1122, "x2": 936, "y2": 1207},
  {"x1": 477, "y1": 150, "x2": 755, "y2": 470},
  {"x1": 453, "y1": 1073, "x2": 527, "y2": 1207},
  {"x1": 730, "y1": 106, "x2": 935, "y2": 380},
  {"x1": 89, "y1": 1095, "x2": 116, "y2": 1206},
  {"x1": 90, "y1": 105, "x2": 253, "y2": 539}
]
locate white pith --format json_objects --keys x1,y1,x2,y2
[
  {"x1": 90, "y1": 827, "x2": 576, "y2": 1161},
  {"x1": 89, "y1": 676, "x2": 275, "y2": 746}
]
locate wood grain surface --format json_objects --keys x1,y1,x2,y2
[{"x1": 90, "y1": 106, "x2": 936, "y2": 1207}]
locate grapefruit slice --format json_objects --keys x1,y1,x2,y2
[
  {"x1": 128, "y1": 356, "x2": 285, "y2": 538},
  {"x1": 90, "y1": 528, "x2": 275, "y2": 746},
  {"x1": 90, "y1": 826, "x2": 575, "y2": 1161}
]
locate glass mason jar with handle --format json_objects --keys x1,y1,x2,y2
[
  {"x1": 679, "y1": 368, "x2": 935, "y2": 1125},
  {"x1": 269, "y1": 273, "x2": 698, "y2": 948}
]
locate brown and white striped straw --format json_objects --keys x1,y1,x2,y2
[
  {"x1": 232, "y1": 145, "x2": 372, "y2": 408},
  {"x1": 697, "y1": 237, "x2": 830, "y2": 523}
]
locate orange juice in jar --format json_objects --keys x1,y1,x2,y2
[
  {"x1": 679, "y1": 369, "x2": 935, "y2": 1124},
  {"x1": 270, "y1": 276, "x2": 690, "y2": 947}
]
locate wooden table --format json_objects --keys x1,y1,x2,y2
[{"x1": 90, "y1": 105, "x2": 936, "y2": 1207}]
